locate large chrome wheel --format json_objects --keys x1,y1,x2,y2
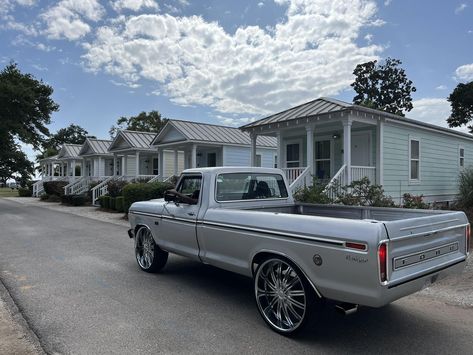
[
  {"x1": 254, "y1": 258, "x2": 313, "y2": 334},
  {"x1": 134, "y1": 227, "x2": 168, "y2": 273}
]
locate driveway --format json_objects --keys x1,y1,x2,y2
[{"x1": 1, "y1": 198, "x2": 473, "y2": 354}]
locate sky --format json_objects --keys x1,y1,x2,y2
[{"x1": 1, "y1": 0, "x2": 472, "y2": 160}]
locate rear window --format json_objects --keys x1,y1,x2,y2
[{"x1": 216, "y1": 173, "x2": 288, "y2": 202}]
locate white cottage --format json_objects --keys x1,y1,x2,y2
[
  {"x1": 151, "y1": 119, "x2": 277, "y2": 173},
  {"x1": 241, "y1": 97, "x2": 473, "y2": 203}
]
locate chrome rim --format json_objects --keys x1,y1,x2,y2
[
  {"x1": 135, "y1": 228, "x2": 155, "y2": 269},
  {"x1": 255, "y1": 259, "x2": 307, "y2": 332}
]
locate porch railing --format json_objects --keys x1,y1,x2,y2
[
  {"x1": 323, "y1": 164, "x2": 347, "y2": 200},
  {"x1": 287, "y1": 167, "x2": 312, "y2": 195},
  {"x1": 281, "y1": 167, "x2": 307, "y2": 186},
  {"x1": 91, "y1": 176, "x2": 117, "y2": 206},
  {"x1": 351, "y1": 166, "x2": 376, "y2": 184}
]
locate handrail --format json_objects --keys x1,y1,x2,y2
[
  {"x1": 91, "y1": 176, "x2": 117, "y2": 206},
  {"x1": 288, "y1": 166, "x2": 311, "y2": 195},
  {"x1": 324, "y1": 164, "x2": 347, "y2": 192},
  {"x1": 147, "y1": 175, "x2": 160, "y2": 183},
  {"x1": 323, "y1": 164, "x2": 347, "y2": 201}
]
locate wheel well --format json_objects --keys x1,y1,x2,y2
[{"x1": 251, "y1": 251, "x2": 322, "y2": 299}]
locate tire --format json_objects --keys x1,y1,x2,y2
[
  {"x1": 134, "y1": 226, "x2": 168, "y2": 273},
  {"x1": 254, "y1": 257, "x2": 315, "y2": 335}
]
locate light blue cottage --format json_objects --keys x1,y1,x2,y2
[{"x1": 241, "y1": 97, "x2": 472, "y2": 204}]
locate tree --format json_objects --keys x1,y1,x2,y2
[
  {"x1": 0, "y1": 139, "x2": 34, "y2": 187},
  {"x1": 351, "y1": 57, "x2": 417, "y2": 116},
  {"x1": 0, "y1": 62, "x2": 59, "y2": 149},
  {"x1": 38, "y1": 124, "x2": 94, "y2": 160},
  {"x1": 109, "y1": 111, "x2": 167, "y2": 137},
  {"x1": 446, "y1": 81, "x2": 473, "y2": 133}
]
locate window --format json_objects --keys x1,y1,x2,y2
[
  {"x1": 256, "y1": 154, "x2": 262, "y2": 167},
  {"x1": 207, "y1": 153, "x2": 217, "y2": 167},
  {"x1": 286, "y1": 143, "x2": 301, "y2": 168},
  {"x1": 216, "y1": 173, "x2": 288, "y2": 201},
  {"x1": 409, "y1": 138, "x2": 420, "y2": 181},
  {"x1": 459, "y1": 147, "x2": 465, "y2": 168},
  {"x1": 177, "y1": 175, "x2": 202, "y2": 200},
  {"x1": 315, "y1": 140, "x2": 331, "y2": 180}
]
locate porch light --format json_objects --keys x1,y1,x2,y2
[{"x1": 332, "y1": 134, "x2": 340, "y2": 139}]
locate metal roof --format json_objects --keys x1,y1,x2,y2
[
  {"x1": 79, "y1": 138, "x2": 112, "y2": 155},
  {"x1": 153, "y1": 119, "x2": 277, "y2": 147},
  {"x1": 108, "y1": 130, "x2": 158, "y2": 152},
  {"x1": 57, "y1": 144, "x2": 83, "y2": 159},
  {"x1": 241, "y1": 97, "x2": 351, "y2": 129},
  {"x1": 38, "y1": 154, "x2": 59, "y2": 163}
]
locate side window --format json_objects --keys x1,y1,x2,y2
[
  {"x1": 216, "y1": 173, "x2": 288, "y2": 201},
  {"x1": 256, "y1": 154, "x2": 262, "y2": 167},
  {"x1": 409, "y1": 138, "x2": 420, "y2": 181},
  {"x1": 459, "y1": 147, "x2": 465, "y2": 168},
  {"x1": 177, "y1": 175, "x2": 202, "y2": 201}
]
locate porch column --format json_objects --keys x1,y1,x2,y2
[
  {"x1": 113, "y1": 154, "x2": 117, "y2": 176},
  {"x1": 191, "y1": 144, "x2": 197, "y2": 168},
  {"x1": 135, "y1": 152, "x2": 140, "y2": 178},
  {"x1": 123, "y1": 155, "x2": 128, "y2": 177},
  {"x1": 174, "y1": 149, "x2": 178, "y2": 175},
  {"x1": 276, "y1": 132, "x2": 284, "y2": 169},
  {"x1": 158, "y1": 149, "x2": 164, "y2": 179},
  {"x1": 72, "y1": 160, "x2": 76, "y2": 179},
  {"x1": 183, "y1": 150, "x2": 188, "y2": 169},
  {"x1": 306, "y1": 126, "x2": 315, "y2": 175},
  {"x1": 98, "y1": 157, "x2": 103, "y2": 178},
  {"x1": 376, "y1": 120, "x2": 384, "y2": 185},
  {"x1": 250, "y1": 133, "x2": 257, "y2": 167},
  {"x1": 65, "y1": 162, "x2": 69, "y2": 177},
  {"x1": 343, "y1": 119, "x2": 352, "y2": 184}
]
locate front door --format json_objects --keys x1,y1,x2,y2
[
  {"x1": 158, "y1": 174, "x2": 202, "y2": 260},
  {"x1": 351, "y1": 132, "x2": 371, "y2": 166},
  {"x1": 315, "y1": 140, "x2": 331, "y2": 180}
]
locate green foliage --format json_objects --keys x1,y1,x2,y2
[
  {"x1": 98, "y1": 195, "x2": 111, "y2": 209},
  {"x1": 351, "y1": 57, "x2": 416, "y2": 116},
  {"x1": 61, "y1": 194, "x2": 73, "y2": 204},
  {"x1": 18, "y1": 187, "x2": 32, "y2": 197},
  {"x1": 457, "y1": 167, "x2": 473, "y2": 209},
  {"x1": 39, "y1": 194, "x2": 49, "y2": 201},
  {"x1": 109, "y1": 110, "x2": 167, "y2": 137},
  {"x1": 0, "y1": 139, "x2": 34, "y2": 186},
  {"x1": 446, "y1": 81, "x2": 473, "y2": 133},
  {"x1": 71, "y1": 194, "x2": 87, "y2": 206},
  {"x1": 38, "y1": 124, "x2": 93, "y2": 161},
  {"x1": 122, "y1": 182, "x2": 174, "y2": 212},
  {"x1": 43, "y1": 181, "x2": 68, "y2": 196},
  {"x1": 107, "y1": 180, "x2": 128, "y2": 197},
  {"x1": 109, "y1": 196, "x2": 116, "y2": 210},
  {"x1": 46, "y1": 194, "x2": 61, "y2": 202},
  {"x1": 337, "y1": 177, "x2": 395, "y2": 207},
  {"x1": 293, "y1": 179, "x2": 331, "y2": 204},
  {"x1": 402, "y1": 193, "x2": 429, "y2": 209},
  {"x1": 0, "y1": 62, "x2": 59, "y2": 149},
  {"x1": 115, "y1": 196, "x2": 125, "y2": 213}
]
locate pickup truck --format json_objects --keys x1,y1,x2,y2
[{"x1": 128, "y1": 167, "x2": 470, "y2": 335}]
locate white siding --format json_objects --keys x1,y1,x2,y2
[
  {"x1": 223, "y1": 146, "x2": 276, "y2": 167},
  {"x1": 163, "y1": 151, "x2": 184, "y2": 177}
]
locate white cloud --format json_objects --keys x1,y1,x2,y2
[
  {"x1": 435, "y1": 84, "x2": 447, "y2": 90},
  {"x1": 409, "y1": 98, "x2": 469, "y2": 133},
  {"x1": 111, "y1": 0, "x2": 159, "y2": 12},
  {"x1": 41, "y1": 0, "x2": 105, "y2": 40},
  {"x1": 258, "y1": 2, "x2": 265, "y2": 8},
  {"x1": 455, "y1": 3, "x2": 467, "y2": 14},
  {"x1": 384, "y1": 0, "x2": 392, "y2": 5},
  {"x1": 83, "y1": 0, "x2": 384, "y2": 115},
  {"x1": 177, "y1": 0, "x2": 189, "y2": 6},
  {"x1": 364, "y1": 33, "x2": 373, "y2": 44},
  {"x1": 1, "y1": 17, "x2": 38, "y2": 36},
  {"x1": 455, "y1": 63, "x2": 473, "y2": 82}
]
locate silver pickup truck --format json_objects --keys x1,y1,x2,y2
[{"x1": 128, "y1": 167, "x2": 470, "y2": 335}]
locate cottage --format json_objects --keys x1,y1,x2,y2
[
  {"x1": 151, "y1": 119, "x2": 277, "y2": 173},
  {"x1": 241, "y1": 97, "x2": 473, "y2": 203}
]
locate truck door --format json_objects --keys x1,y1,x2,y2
[{"x1": 159, "y1": 174, "x2": 202, "y2": 260}]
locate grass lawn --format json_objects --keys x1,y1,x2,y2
[{"x1": 0, "y1": 187, "x2": 19, "y2": 198}]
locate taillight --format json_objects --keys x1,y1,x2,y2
[
  {"x1": 345, "y1": 242, "x2": 367, "y2": 251},
  {"x1": 466, "y1": 224, "x2": 471, "y2": 255},
  {"x1": 378, "y1": 242, "x2": 388, "y2": 283}
]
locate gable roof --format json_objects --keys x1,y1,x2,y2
[
  {"x1": 108, "y1": 130, "x2": 157, "y2": 152},
  {"x1": 152, "y1": 119, "x2": 277, "y2": 148},
  {"x1": 79, "y1": 138, "x2": 112, "y2": 156},
  {"x1": 57, "y1": 144, "x2": 82, "y2": 159},
  {"x1": 38, "y1": 154, "x2": 59, "y2": 163},
  {"x1": 240, "y1": 97, "x2": 473, "y2": 141}
]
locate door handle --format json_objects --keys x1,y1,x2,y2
[{"x1": 187, "y1": 212, "x2": 195, "y2": 216}]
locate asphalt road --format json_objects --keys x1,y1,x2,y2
[{"x1": 1, "y1": 198, "x2": 473, "y2": 354}]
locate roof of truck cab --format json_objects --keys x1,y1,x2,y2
[{"x1": 181, "y1": 167, "x2": 285, "y2": 174}]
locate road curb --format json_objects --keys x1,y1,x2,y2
[{"x1": 0, "y1": 277, "x2": 47, "y2": 355}]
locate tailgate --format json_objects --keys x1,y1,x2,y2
[{"x1": 383, "y1": 211, "x2": 469, "y2": 287}]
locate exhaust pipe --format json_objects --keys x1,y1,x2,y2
[{"x1": 335, "y1": 303, "x2": 358, "y2": 315}]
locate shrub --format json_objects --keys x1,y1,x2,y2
[
  {"x1": 39, "y1": 194, "x2": 49, "y2": 201},
  {"x1": 458, "y1": 167, "x2": 473, "y2": 209},
  {"x1": 109, "y1": 196, "x2": 116, "y2": 210},
  {"x1": 47, "y1": 195, "x2": 62, "y2": 202},
  {"x1": 122, "y1": 182, "x2": 174, "y2": 212},
  {"x1": 61, "y1": 195, "x2": 73, "y2": 204},
  {"x1": 402, "y1": 193, "x2": 429, "y2": 209},
  {"x1": 107, "y1": 180, "x2": 128, "y2": 197},
  {"x1": 71, "y1": 194, "x2": 87, "y2": 206},
  {"x1": 100, "y1": 196, "x2": 111, "y2": 209},
  {"x1": 115, "y1": 196, "x2": 125, "y2": 212},
  {"x1": 43, "y1": 181, "x2": 68, "y2": 196},
  {"x1": 18, "y1": 187, "x2": 32, "y2": 197},
  {"x1": 293, "y1": 178, "x2": 331, "y2": 204},
  {"x1": 336, "y1": 177, "x2": 395, "y2": 207}
]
